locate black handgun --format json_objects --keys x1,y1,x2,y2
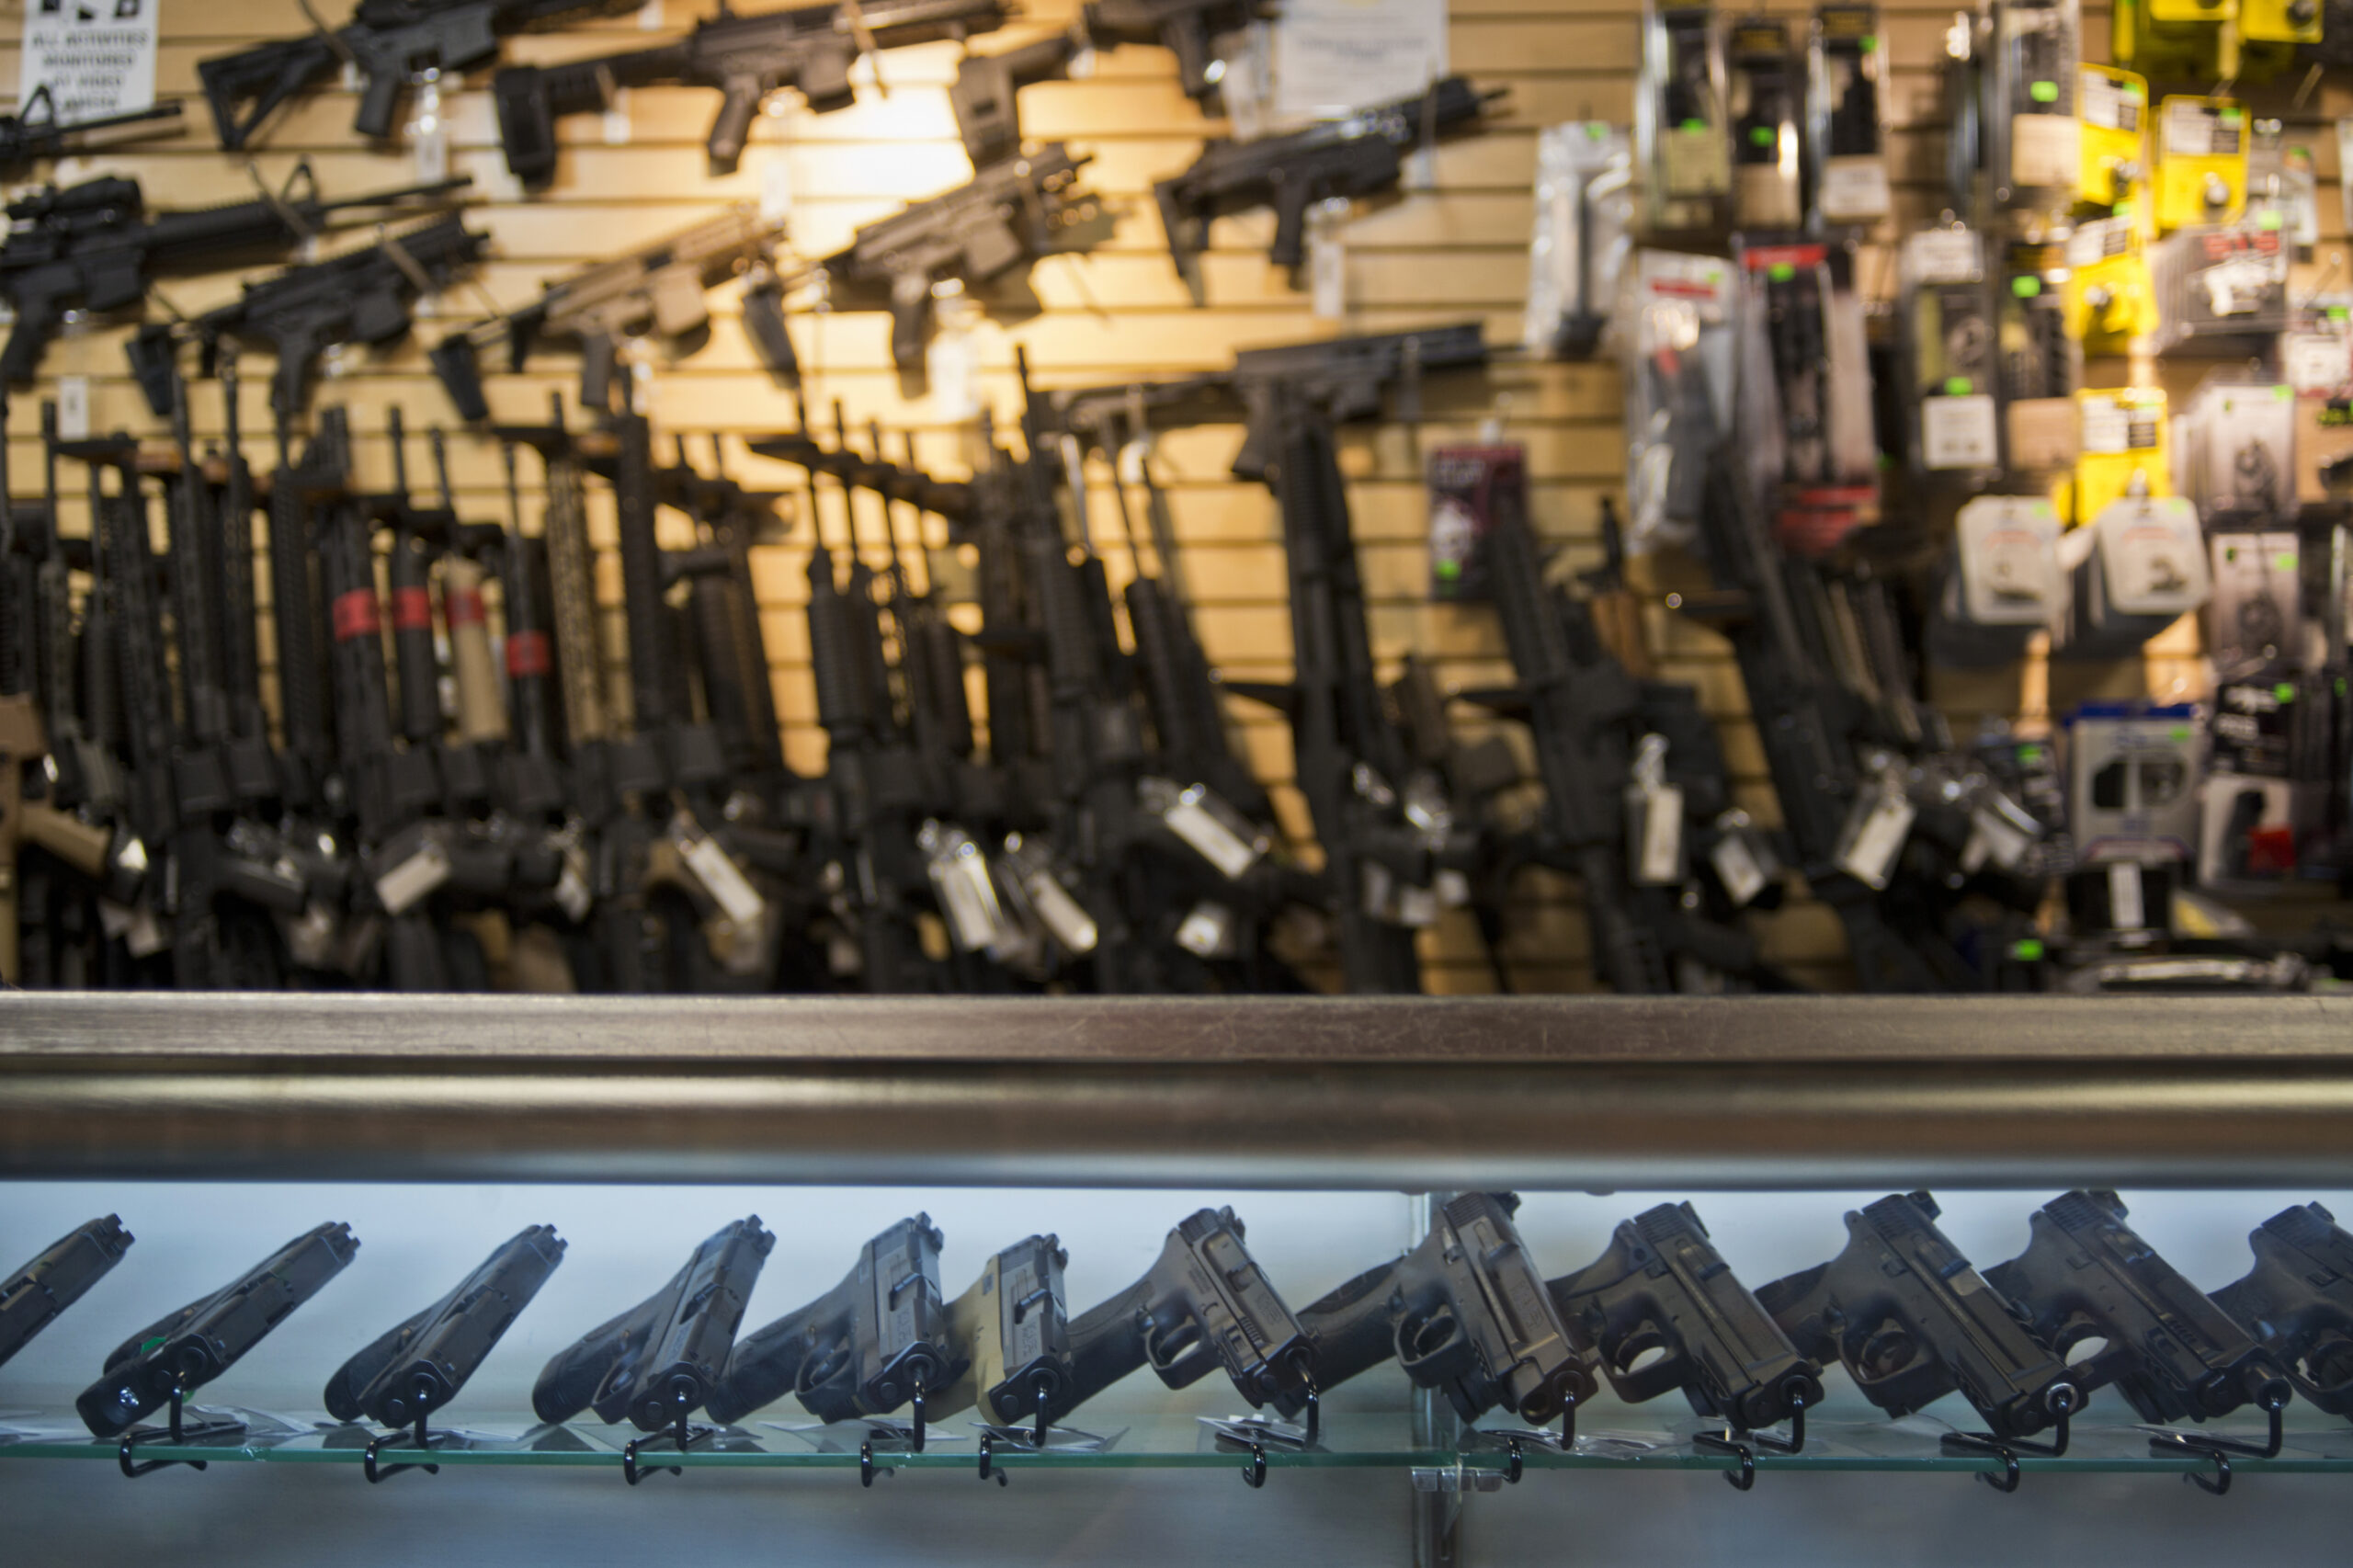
[
  {"x1": 1985, "y1": 1191, "x2": 2290, "y2": 1427},
  {"x1": 705, "y1": 1215, "x2": 964, "y2": 1438},
  {"x1": 1059, "y1": 1208, "x2": 1314, "y2": 1421},
  {"x1": 0, "y1": 1215, "x2": 134, "y2": 1370},
  {"x1": 1549, "y1": 1202, "x2": 1822, "y2": 1433},
  {"x1": 324, "y1": 1224, "x2": 567, "y2": 1430},
  {"x1": 937, "y1": 1233, "x2": 1074, "y2": 1439},
  {"x1": 532, "y1": 1216, "x2": 773, "y2": 1433},
  {"x1": 1275, "y1": 1192, "x2": 1593, "y2": 1431},
  {"x1": 1755, "y1": 1191, "x2": 2079, "y2": 1441},
  {"x1": 76, "y1": 1222, "x2": 360, "y2": 1437},
  {"x1": 2211, "y1": 1203, "x2": 2353, "y2": 1422}
]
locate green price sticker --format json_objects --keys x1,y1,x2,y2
[
  {"x1": 2030, "y1": 80, "x2": 2058, "y2": 103},
  {"x1": 1679, "y1": 118, "x2": 1708, "y2": 133},
  {"x1": 1944, "y1": 377, "x2": 1973, "y2": 395},
  {"x1": 2169, "y1": 726, "x2": 2193, "y2": 743},
  {"x1": 1769, "y1": 262, "x2": 1795, "y2": 281},
  {"x1": 2012, "y1": 275, "x2": 2042, "y2": 297},
  {"x1": 2011, "y1": 938, "x2": 2046, "y2": 962},
  {"x1": 1749, "y1": 126, "x2": 1775, "y2": 146}
]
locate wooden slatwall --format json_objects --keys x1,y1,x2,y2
[{"x1": 4, "y1": 0, "x2": 2347, "y2": 991}]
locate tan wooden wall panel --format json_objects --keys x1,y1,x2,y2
[{"x1": 9, "y1": 0, "x2": 2318, "y2": 993}]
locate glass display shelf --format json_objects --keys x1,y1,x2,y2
[{"x1": 4, "y1": 1403, "x2": 2347, "y2": 1484}]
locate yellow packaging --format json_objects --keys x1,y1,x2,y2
[
  {"x1": 2154, "y1": 96, "x2": 2248, "y2": 231},
  {"x1": 2072, "y1": 388, "x2": 2170, "y2": 527},
  {"x1": 2145, "y1": 0, "x2": 2234, "y2": 19},
  {"x1": 2077, "y1": 65, "x2": 2148, "y2": 208},
  {"x1": 2238, "y1": 0, "x2": 2321, "y2": 42},
  {"x1": 2063, "y1": 214, "x2": 2160, "y2": 349},
  {"x1": 2112, "y1": 0, "x2": 2225, "y2": 75}
]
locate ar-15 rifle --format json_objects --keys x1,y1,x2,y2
[
  {"x1": 1081, "y1": 0, "x2": 1271, "y2": 108},
  {"x1": 1155, "y1": 77, "x2": 1501, "y2": 303},
  {"x1": 826, "y1": 145, "x2": 1104, "y2": 370},
  {"x1": 199, "y1": 0, "x2": 638, "y2": 151},
  {"x1": 1055, "y1": 1208, "x2": 1315, "y2": 1421},
  {"x1": 0, "y1": 1216, "x2": 133, "y2": 1370},
  {"x1": 533, "y1": 1216, "x2": 773, "y2": 1441},
  {"x1": 708, "y1": 1215, "x2": 964, "y2": 1445},
  {"x1": 494, "y1": 0, "x2": 1011, "y2": 187},
  {"x1": 1548, "y1": 1202, "x2": 1821, "y2": 1442},
  {"x1": 1984, "y1": 1191, "x2": 2291, "y2": 1451},
  {"x1": 2211, "y1": 1203, "x2": 2353, "y2": 1424},
  {"x1": 429, "y1": 202, "x2": 799, "y2": 422},
  {"x1": 1275, "y1": 1191, "x2": 1594, "y2": 1437},
  {"x1": 154, "y1": 213, "x2": 491, "y2": 425},
  {"x1": 325, "y1": 1225, "x2": 567, "y2": 1434},
  {"x1": 3, "y1": 165, "x2": 468, "y2": 388},
  {"x1": 77, "y1": 1221, "x2": 359, "y2": 1438},
  {"x1": 0, "y1": 85, "x2": 181, "y2": 171},
  {"x1": 1756, "y1": 1191, "x2": 2081, "y2": 1454}
]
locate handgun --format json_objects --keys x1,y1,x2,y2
[
  {"x1": 76, "y1": 1222, "x2": 360, "y2": 1437},
  {"x1": 1549, "y1": 1202, "x2": 1822, "y2": 1434},
  {"x1": 0, "y1": 1215, "x2": 134, "y2": 1370},
  {"x1": 2211, "y1": 1203, "x2": 2353, "y2": 1422},
  {"x1": 1275, "y1": 1192, "x2": 1594, "y2": 1432},
  {"x1": 324, "y1": 1224, "x2": 567, "y2": 1430},
  {"x1": 1984, "y1": 1191, "x2": 2290, "y2": 1427},
  {"x1": 1058, "y1": 1208, "x2": 1315, "y2": 1422},
  {"x1": 1754, "y1": 1191, "x2": 2079, "y2": 1441},
  {"x1": 935, "y1": 1233, "x2": 1074, "y2": 1441},
  {"x1": 532, "y1": 1216, "x2": 773, "y2": 1433},
  {"x1": 705, "y1": 1215, "x2": 964, "y2": 1440}
]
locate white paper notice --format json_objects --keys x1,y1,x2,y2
[
  {"x1": 1274, "y1": 0, "x2": 1448, "y2": 119},
  {"x1": 20, "y1": 0, "x2": 159, "y2": 120}
]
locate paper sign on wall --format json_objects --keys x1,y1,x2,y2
[
  {"x1": 20, "y1": 0, "x2": 159, "y2": 120},
  {"x1": 1274, "y1": 0, "x2": 1448, "y2": 119}
]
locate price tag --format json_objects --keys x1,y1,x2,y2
[
  {"x1": 410, "y1": 74, "x2": 450, "y2": 185},
  {"x1": 1175, "y1": 902, "x2": 1236, "y2": 958},
  {"x1": 1395, "y1": 884, "x2": 1439, "y2": 927},
  {"x1": 55, "y1": 375, "x2": 88, "y2": 440},
  {"x1": 1835, "y1": 778, "x2": 1915, "y2": 890},
  {"x1": 927, "y1": 294, "x2": 983, "y2": 422},
  {"x1": 554, "y1": 844, "x2": 593, "y2": 922},
  {"x1": 1159, "y1": 784, "x2": 1261, "y2": 880},
  {"x1": 2108, "y1": 860, "x2": 2146, "y2": 930},
  {"x1": 604, "y1": 86, "x2": 633, "y2": 146},
  {"x1": 1962, "y1": 802, "x2": 2034, "y2": 873},
  {"x1": 1023, "y1": 869, "x2": 1097, "y2": 954},
  {"x1": 374, "y1": 835, "x2": 453, "y2": 915},
  {"x1": 637, "y1": 0, "x2": 664, "y2": 27},
  {"x1": 1922, "y1": 393, "x2": 2000, "y2": 470},
  {"x1": 760, "y1": 151, "x2": 793, "y2": 222},
  {"x1": 1308, "y1": 201, "x2": 1347, "y2": 321},
  {"x1": 1710, "y1": 828, "x2": 1768, "y2": 907},
  {"x1": 681, "y1": 830, "x2": 767, "y2": 926},
  {"x1": 1433, "y1": 869, "x2": 1470, "y2": 908}
]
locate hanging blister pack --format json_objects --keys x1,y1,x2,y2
[
  {"x1": 1808, "y1": 4, "x2": 1890, "y2": 226},
  {"x1": 1619, "y1": 250, "x2": 1740, "y2": 551},
  {"x1": 2076, "y1": 62, "x2": 2148, "y2": 208},
  {"x1": 2066, "y1": 701, "x2": 2203, "y2": 866},
  {"x1": 1989, "y1": 0, "x2": 2079, "y2": 207},
  {"x1": 1998, "y1": 251, "x2": 2078, "y2": 471},
  {"x1": 2205, "y1": 528, "x2": 2302, "y2": 673},
  {"x1": 2174, "y1": 373, "x2": 2295, "y2": 525},
  {"x1": 2071, "y1": 386, "x2": 2168, "y2": 527},
  {"x1": 1624, "y1": 733, "x2": 1688, "y2": 886},
  {"x1": 2154, "y1": 97, "x2": 2249, "y2": 232},
  {"x1": 1727, "y1": 17, "x2": 1803, "y2": 232},
  {"x1": 1942, "y1": 495, "x2": 2065, "y2": 665},
  {"x1": 1639, "y1": 0, "x2": 1733, "y2": 234},
  {"x1": 1525, "y1": 123, "x2": 1632, "y2": 359},
  {"x1": 1735, "y1": 239, "x2": 1878, "y2": 551},
  {"x1": 2057, "y1": 488, "x2": 2211, "y2": 658},
  {"x1": 2063, "y1": 213, "x2": 2159, "y2": 353},
  {"x1": 1901, "y1": 226, "x2": 1999, "y2": 475},
  {"x1": 2243, "y1": 119, "x2": 2318, "y2": 256},
  {"x1": 2152, "y1": 222, "x2": 2290, "y2": 356}
]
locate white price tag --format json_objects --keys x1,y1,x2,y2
[
  {"x1": 604, "y1": 86, "x2": 634, "y2": 146},
  {"x1": 554, "y1": 846, "x2": 593, "y2": 922},
  {"x1": 2108, "y1": 860, "x2": 2146, "y2": 930},
  {"x1": 374, "y1": 837, "x2": 453, "y2": 915},
  {"x1": 682, "y1": 833, "x2": 766, "y2": 926},
  {"x1": 926, "y1": 300, "x2": 983, "y2": 423},
  {"x1": 1710, "y1": 830, "x2": 1768, "y2": 908},
  {"x1": 1175, "y1": 902, "x2": 1236, "y2": 958},
  {"x1": 1023, "y1": 870, "x2": 1097, "y2": 954},
  {"x1": 1963, "y1": 803, "x2": 2034, "y2": 873},
  {"x1": 1395, "y1": 884, "x2": 1439, "y2": 927},
  {"x1": 410, "y1": 74, "x2": 450, "y2": 185},
  {"x1": 1836, "y1": 788, "x2": 1915, "y2": 890},
  {"x1": 1433, "y1": 868, "x2": 1470, "y2": 908},
  {"x1": 1922, "y1": 393, "x2": 2000, "y2": 470},
  {"x1": 1630, "y1": 784, "x2": 1686, "y2": 885},
  {"x1": 759, "y1": 152, "x2": 793, "y2": 222},
  {"x1": 55, "y1": 376, "x2": 88, "y2": 441},
  {"x1": 637, "y1": 0, "x2": 665, "y2": 27},
  {"x1": 1308, "y1": 204, "x2": 1347, "y2": 320},
  {"x1": 1163, "y1": 790, "x2": 1260, "y2": 880}
]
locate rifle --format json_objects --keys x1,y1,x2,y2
[
  {"x1": 1155, "y1": 78, "x2": 1502, "y2": 302},
  {"x1": 493, "y1": 0, "x2": 1011, "y2": 186},
  {"x1": 77, "y1": 1221, "x2": 360, "y2": 1438},
  {"x1": 1080, "y1": 0, "x2": 1271, "y2": 107},
  {"x1": 429, "y1": 203, "x2": 799, "y2": 422},
  {"x1": 1547, "y1": 1202, "x2": 1821, "y2": 1437},
  {"x1": 533, "y1": 1216, "x2": 774, "y2": 1434},
  {"x1": 1274, "y1": 1191, "x2": 1594, "y2": 1437},
  {"x1": 1055, "y1": 1208, "x2": 1314, "y2": 1419},
  {"x1": 162, "y1": 213, "x2": 491, "y2": 425},
  {"x1": 1755, "y1": 1191, "x2": 2081, "y2": 1446},
  {"x1": 950, "y1": 34, "x2": 1075, "y2": 165},
  {"x1": 199, "y1": 0, "x2": 640, "y2": 151},
  {"x1": 325, "y1": 1225, "x2": 567, "y2": 1432},
  {"x1": 707, "y1": 1215, "x2": 964, "y2": 1444},
  {"x1": 0, "y1": 85, "x2": 181, "y2": 171},
  {"x1": 3, "y1": 164, "x2": 468, "y2": 388},
  {"x1": 2211, "y1": 1203, "x2": 2353, "y2": 1423},
  {"x1": 205, "y1": 363, "x2": 288, "y2": 811},
  {"x1": 937, "y1": 1233, "x2": 1074, "y2": 1443},
  {"x1": 1984, "y1": 1191, "x2": 2291, "y2": 1434},
  {"x1": 0, "y1": 1216, "x2": 133, "y2": 1370},
  {"x1": 824, "y1": 145, "x2": 1102, "y2": 369}
]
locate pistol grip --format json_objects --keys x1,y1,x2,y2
[
  {"x1": 352, "y1": 68, "x2": 406, "y2": 142},
  {"x1": 887, "y1": 273, "x2": 932, "y2": 369},
  {"x1": 579, "y1": 333, "x2": 618, "y2": 415},
  {"x1": 1267, "y1": 187, "x2": 1313, "y2": 271},
  {"x1": 707, "y1": 80, "x2": 765, "y2": 172}
]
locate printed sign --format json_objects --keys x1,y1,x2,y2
[{"x1": 20, "y1": 0, "x2": 159, "y2": 120}]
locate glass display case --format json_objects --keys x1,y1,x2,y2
[{"x1": 3, "y1": 994, "x2": 2349, "y2": 1567}]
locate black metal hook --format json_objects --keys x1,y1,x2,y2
[
  {"x1": 859, "y1": 1439, "x2": 878, "y2": 1488},
  {"x1": 1032, "y1": 1371, "x2": 1052, "y2": 1451},
  {"x1": 908, "y1": 1376, "x2": 926, "y2": 1454},
  {"x1": 1753, "y1": 1392, "x2": 1806, "y2": 1456},
  {"x1": 1691, "y1": 1429, "x2": 1758, "y2": 1491},
  {"x1": 1300, "y1": 1378, "x2": 1320, "y2": 1447},
  {"x1": 976, "y1": 1433, "x2": 1008, "y2": 1486},
  {"x1": 1559, "y1": 1391, "x2": 1577, "y2": 1450},
  {"x1": 1503, "y1": 1436, "x2": 1524, "y2": 1486},
  {"x1": 363, "y1": 1411, "x2": 440, "y2": 1483},
  {"x1": 1939, "y1": 1387, "x2": 2073, "y2": 1494},
  {"x1": 620, "y1": 1411, "x2": 708, "y2": 1486},
  {"x1": 2184, "y1": 1448, "x2": 2232, "y2": 1496},
  {"x1": 2152, "y1": 1396, "x2": 2286, "y2": 1465},
  {"x1": 118, "y1": 1374, "x2": 245, "y2": 1479},
  {"x1": 1240, "y1": 1438, "x2": 1267, "y2": 1490}
]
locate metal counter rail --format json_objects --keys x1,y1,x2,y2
[{"x1": 3, "y1": 993, "x2": 2349, "y2": 1187}]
